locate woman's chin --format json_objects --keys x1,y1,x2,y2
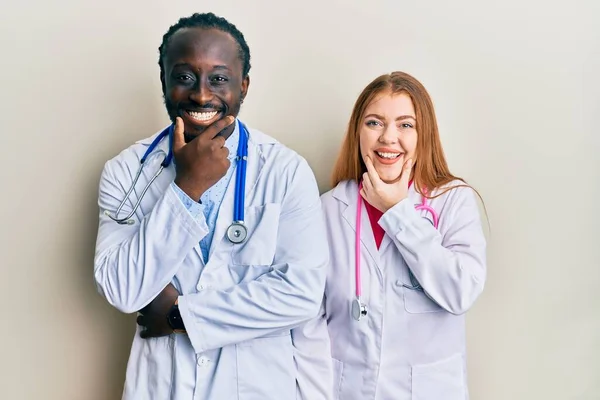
[
  {"x1": 381, "y1": 177, "x2": 400, "y2": 184},
  {"x1": 376, "y1": 170, "x2": 402, "y2": 184}
]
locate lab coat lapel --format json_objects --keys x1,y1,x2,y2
[
  {"x1": 378, "y1": 186, "x2": 418, "y2": 256},
  {"x1": 378, "y1": 227, "x2": 393, "y2": 255},
  {"x1": 337, "y1": 181, "x2": 382, "y2": 271},
  {"x1": 147, "y1": 127, "x2": 206, "y2": 263},
  {"x1": 208, "y1": 128, "x2": 265, "y2": 259}
]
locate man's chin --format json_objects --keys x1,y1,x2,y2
[{"x1": 182, "y1": 119, "x2": 236, "y2": 142}]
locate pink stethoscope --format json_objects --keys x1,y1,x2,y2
[{"x1": 351, "y1": 181, "x2": 440, "y2": 321}]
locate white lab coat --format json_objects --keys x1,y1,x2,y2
[
  {"x1": 93, "y1": 122, "x2": 333, "y2": 400},
  {"x1": 321, "y1": 179, "x2": 487, "y2": 400}
]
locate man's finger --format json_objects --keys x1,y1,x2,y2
[
  {"x1": 363, "y1": 156, "x2": 381, "y2": 186},
  {"x1": 398, "y1": 158, "x2": 413, "y2": 187},
  {"x1": 140, "y1": 329, "x2": 149, "y2": 339},
  {"x1": 203, "y1": 115, "x2": 235, "y2": 140},
  {"x1": 210, "y1": 136, "x2": 226, "y2": 150},
  {"x1": 136, "y1": 315, "x2": 145, "y2": 326},
  {"x1": 172, "y1": 117, "x2": 185, "y2": 151}
]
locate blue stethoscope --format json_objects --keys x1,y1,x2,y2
[{"x1": 105, "y1": 120, "x2": 250, "y2": 244}]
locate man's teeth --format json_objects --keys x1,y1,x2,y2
[
  {"x1": 376, "y1": 151, "x2": 401, "y2": 159},
  {"x1": 187, "y1": 110, "x2": 218, "y2": 121}
]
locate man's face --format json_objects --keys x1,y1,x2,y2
[{"x1": 161, "y1": 27, "x2": 249, "y2": 140}]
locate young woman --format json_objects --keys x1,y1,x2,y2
[{"x1": 321, "y1": 71, "x2": 487, "y2": 399}]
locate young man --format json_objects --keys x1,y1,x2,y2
[{"x1": 94, "y1": 12, "x2": 332, "y2": 399}]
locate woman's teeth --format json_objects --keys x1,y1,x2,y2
[
  {"x1": 376, "y1": 151, "x2": 401, "y2": 159},
  {"x1": 187, "y1": 110, "x2": 218, "y2": 122}
]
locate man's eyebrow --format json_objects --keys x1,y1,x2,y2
[{"x1": 170, "y1": 64, "x2": 232, "y2": 72}]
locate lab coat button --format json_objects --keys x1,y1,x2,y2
[{"x1": 197, "y1": 356, "x2": 210, "y2": 367}]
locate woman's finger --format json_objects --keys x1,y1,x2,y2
[{"x1": 363, "y1": 156, "x2": 382, "y2": 188}]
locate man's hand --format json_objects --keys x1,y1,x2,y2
[
  {"x1": 172, "y1": 115, "x2": 235, "y2": 201},
  {"x1": 137, "y1": 283, "x2": 180, "y2": 339},
  {"x1": 360, "y1": 156, "x2": 413, "y2": 213}
]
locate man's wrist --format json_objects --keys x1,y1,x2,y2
[
  {"x1": 167, "y1": 300, "x2": 186, "y2": 333},
  {"x1": 174, "y1": 179, "x2": 206, "y2": 202}
]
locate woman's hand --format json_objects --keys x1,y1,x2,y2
[{"x1": 360, "y1": 156, "x2": 413, "y2": 213}]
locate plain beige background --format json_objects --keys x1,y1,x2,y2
[{"x1": 1, "y1": 0, "x2": 598, "y2": 399}]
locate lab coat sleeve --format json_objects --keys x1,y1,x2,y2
[
  {"x1": 93, "y1": 158, "x2": 209, "y2": 314},
  {"x1": 292, "y1": 298, "x2": 334, "y2": 400},
  {"x1": 178, "y1": 157, "x2": 329, "y2": 353},
  {"x1": 378, "y1": 186, "x2": 487, "y2": 315}
]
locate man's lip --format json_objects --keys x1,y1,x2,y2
[
  {"x1": 183, "y1": 108, "x2": 221, "y2": 113},
  {"x1": 181, "y1": 109, "x2": 222, "y2": 125}
]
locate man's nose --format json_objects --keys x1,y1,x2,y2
[{"x1": 190, "y1": 80, "x2": 213, "y2": 105}]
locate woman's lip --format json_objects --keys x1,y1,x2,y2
[
  {"x1": 374, "y1": 151, "x2": 403, "y2": 165},
  {"x1": 374, "y1": 147, "x2": 401, "y2": 153}
]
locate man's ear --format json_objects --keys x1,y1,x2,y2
[
  {"x1": 160, "y1": 71, "x2": 166, "y2": 96},
  {"x1": 240, "y1": 75, "x2": 250, "y2": 102}
]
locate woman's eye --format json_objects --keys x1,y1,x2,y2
[
  {"x1": 366, "y1": 120, "x2": 381, "y2": 127},
  {"x1": 401, "y1": 123, "x2": 414, "y2": 128}
]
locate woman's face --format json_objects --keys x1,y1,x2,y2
[{"x1": 359, "y1": 91, "x2": 418, "y2": 183}]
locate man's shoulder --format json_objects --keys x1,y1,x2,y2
[
  {"x1": 101, "y1": 127, "x2": 166, "y2": 176},
  {"x1": 247, "y1": 125, "x2": 307, "y2": 170}
]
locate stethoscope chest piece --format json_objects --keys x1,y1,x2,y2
[
  {"x1": 226, "y1": 222, "x2": 247, "y2": 244},
  {"x1": 351, "y1": 298, "x2": 367, "y2": 321}
]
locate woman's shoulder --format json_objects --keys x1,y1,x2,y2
[
  {"x1": 428, "y1": 179, "x2": 484, "y2": 223},
  {"x1": 429, "y1": 179, "x2": 478, "y2": 200},
  {"x1": 320, "y1": 179, "x2": 357, "y2": 206}
]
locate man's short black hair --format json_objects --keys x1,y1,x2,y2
[{"x1": 158, "y1": 12, "x2": 251, "y2": 78}]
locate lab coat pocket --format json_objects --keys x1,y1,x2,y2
[
  {"x1": 231, "y1": 203, "x2": 281, "y2": 267},
  {"x1": 331, "y1": 358, "x2": 344, "y2": 400},
  {"x1": 411, "y1": 353, "x2": 465, "y2": 400},
  {"x1": 236, "y1": 332, "x2": 295, "y2": 400},
  {"x1": 398, "y1": 281, "x2": 444, "y2": 314},
  {"x1": 123, "y1": 332, "x2": 175, "y2": 400}
]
